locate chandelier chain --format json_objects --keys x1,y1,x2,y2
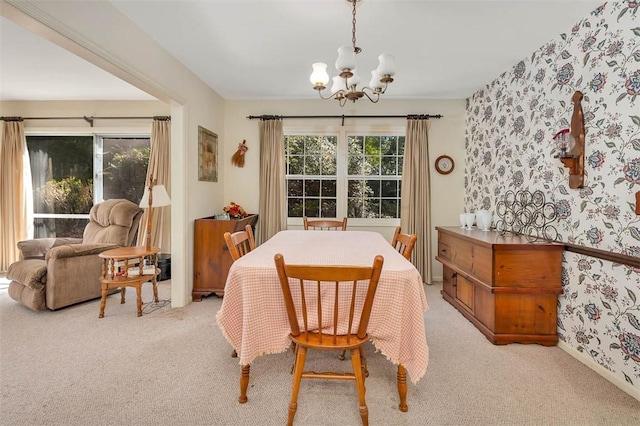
[{"x1": 351, "y1": 1, "x2": 360, "y2": 54}]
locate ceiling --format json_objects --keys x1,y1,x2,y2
[
  {"x1": 1, "y1": 0, "x2": 604, "y2": 102},
  {"x1": 0, "y1": 15, "x2": 155, "y2": 101}
]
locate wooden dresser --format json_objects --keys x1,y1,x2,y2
[
  {"x1": 192, "y1": 214, "x2": 258, "y2": 301},
  {"x1": 435, "y1": 226, "x2": 563, "y2": 346}
]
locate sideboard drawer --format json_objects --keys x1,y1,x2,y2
[{"x1": 438, "y1": 241, "x2": 451, "y2": 261}]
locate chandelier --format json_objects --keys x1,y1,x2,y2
[{"x1": 309, "y1": 0, "x2": 396, "y2": 107}]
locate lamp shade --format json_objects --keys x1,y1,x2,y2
[
  {"x1": 310, "y1": 62, "x2": 330, "y2": 87},
  {"x1": 139, "y1": 184, "x2": 171, "y2": 208},
  {"x1": 377, "y1": 53, "x2": 396, "y2": 76},
  {"x1": 335, "y1": 46, "x2": 356, "y2": 72},
  {"x1": 330, "y1": 75, "x2": 346, "y2": 95},
  {"x1": 346, "y1": 69, "x2": 361, "y2": 88},
  {"x1": 369, "y1": 70, "x2": 384, "y2": 90}
]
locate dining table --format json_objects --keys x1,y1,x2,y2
[{"x1": 216, "y1": 229, "x2": 429, "y2": 412}]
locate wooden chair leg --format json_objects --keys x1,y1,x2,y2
[
  {"x1": 350, "y1": 349, "x2": 369, "y2": 426},
  {"x1": 397, "y1": 364, "x2": 408, "y2": 412},
  {"x1": 287, "y1": 346, "x2": 307, "y2": 426},
  {"x1": 239, "y1": 364, "x2": 250, "y2": 403},
  {"x1": 359, "y1": 347, "x2": 369, "y2": 378},
  {"x1": 290, "y1": 344, "x2": 299, "y2": 374}
]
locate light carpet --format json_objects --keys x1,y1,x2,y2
[{"x1": 1, "y1": 279, "x2": 638, "y2": 425}]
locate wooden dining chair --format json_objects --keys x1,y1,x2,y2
[
  {"x1": 223, "y1": 224, "x2": 255, "y2": 358},
  {"x1": 274, "y1": 253, "x2": 384, "y2": 426},
  {"x1": 337, "y1": 229, "x2": 414, "y2": 363},
  {"x1": 336, "y1": 227, "x2": 414, "y2": 364},
  {"x1": 223, "y1": 224, "x2": 256, "y2": 261},
  {"x1": 391, "y1": 226, "x2": 418, "y2": 260},
  {"x1": 303, "y1": 216, "x2": 348, "y2": 231}
]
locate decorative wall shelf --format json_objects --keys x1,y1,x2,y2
[{"x1": 558, "y1": 91, "x2": 585, "y2": 189}]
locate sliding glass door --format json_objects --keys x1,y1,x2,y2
[{"x1": 26, "y1": 135, "x2": 149, "y2": 238}]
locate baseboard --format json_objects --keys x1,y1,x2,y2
[{"x1": 558, "y1": 341, "x2": 640, "y2": 402}]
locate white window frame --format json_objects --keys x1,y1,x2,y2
[
  {"x1": 285, "y1": 124, "x2": 404, "y2": 229},
  {"x1": 94, "y1": 133, "x2": 150, "y2": 204},
  {"x1": 25, "y1": 130, "x2": 150, "y2": 225}
]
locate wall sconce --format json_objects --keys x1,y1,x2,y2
[{"x1": 554, "y1": 91, "x2": 585, "y2": 189}]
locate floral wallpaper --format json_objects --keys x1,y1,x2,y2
[{"x1": 465, "y1": 1, "x2": 640, "y2": 392}]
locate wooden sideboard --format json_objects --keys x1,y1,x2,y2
[
  {"x1": 435, "y1": 226, "x2": 563, "y2": 346},
  {"x1": 192, "y1": 214, "x2": 258, "y2": 301}
]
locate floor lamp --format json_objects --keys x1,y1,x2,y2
[{"x1": 139, "y1": 176, "x2": 171, "y2": 250}]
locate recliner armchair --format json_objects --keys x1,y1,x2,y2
[{"x1": 7, "y1": 199, "x2": 143, "y2": 311}]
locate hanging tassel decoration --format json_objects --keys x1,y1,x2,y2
[{"x1": 231, "y1": 140, "x2": 248, "y2": 167}]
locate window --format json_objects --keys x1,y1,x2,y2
[
  {"x1": 347, "y1": 135, "x2": 404, "y2": 218},
  {"x1": 285, "y1": 135, "x2": 338, "y2": 218},
  {"x1": 26, "y1": 135, "x2": 150, "y2": 238},
  {"x1": 98, "y1": 137, "x2": 150, "y2": 202},
  {"x1": 285, "y1": 129, "x2": 404, "y2": 221}
]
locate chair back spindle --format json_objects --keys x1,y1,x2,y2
[
  {"x1": 224, "y1": 225, "x2": 256, "y2": 261},
  {"x1": 275, "y1": 255, "x2": 383, "y2": 344},
  {"x1": 303, "y1": 216, "x2": 348, "y2": 231},
  {"x1": 391, "y1": 226, "x2": 418, "y2": 260}
]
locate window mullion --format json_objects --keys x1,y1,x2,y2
[
  {"x1": 94, "y1": 135, "x2": 103, "y2": 204},
  {"x1": 336, "y1": 128, "x2": 348, "y2": 219}
]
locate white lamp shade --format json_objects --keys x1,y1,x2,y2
[
  {"x1": 330, "y1": 76, "x2": 347, "y2": 95},
  {"x1": 335, "y1": 46, "x2": 356, "y2": 72},
  {"x1": 369, "y1": 70, "x2": 384, "y2": 90},
  {"x1": 346, "y1": 69, "x2": 361, "y2": 88},
  {"x1": 139, "y1": 184, "x2": 171, "y2": 208},
  {"x1": 310, "y1": 62, "x2": 329, "y2": 86},
  {"x1": 377, "y1": 53, "x2": 396, "y2": 76}
]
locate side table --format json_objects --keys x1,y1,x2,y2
[{"x1": 98, "y1": 246, "x2": 160, "y2": 318}]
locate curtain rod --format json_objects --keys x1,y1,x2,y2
[
  {"x1": 247, "y1": 114, "x2": 442, "y2": 126},
  {"x1": 0, "y1": 115, "x2": 170, "y2": 128}
]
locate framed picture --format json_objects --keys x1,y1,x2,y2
[{"x1": 198, "y1": 126, "x2": 218, "y2": 182}]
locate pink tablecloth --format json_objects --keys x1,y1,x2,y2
[{"x1": 216, "y1": 230, "x2": 429, "y2": 384}]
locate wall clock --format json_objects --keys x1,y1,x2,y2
[{"x1": 435, "y1": 155, "x2": 455, "y2": 175}]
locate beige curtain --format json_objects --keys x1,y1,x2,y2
[
  {"x1": 257, "y1": 118, "x2": 286, "y2": 245},
  {"x1": 401, "y1": 118, "x2": 432, "y2": 284},
  {"x1": 137, "y1": 118, "x2": 171, "y2": 251},
  {"x1": 0, "y1": 120, "x2": 30, "y2": 271}
]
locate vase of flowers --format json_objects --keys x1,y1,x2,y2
[{"x1": 223, "y1": 202, "x2": 248, "y2": 219}]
